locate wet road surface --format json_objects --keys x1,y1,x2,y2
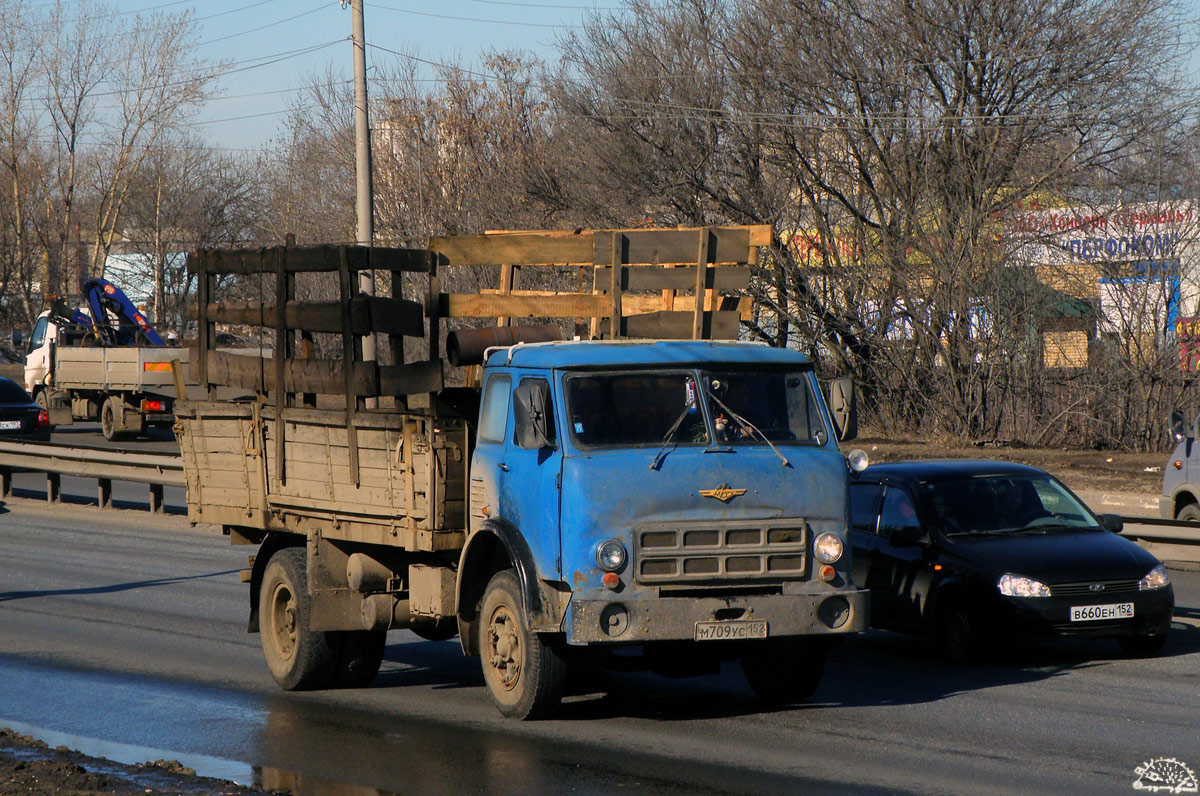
[{"x1": 1, "y1": 498, "x2": 1199, "y2": 795}]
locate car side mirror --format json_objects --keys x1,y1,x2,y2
[
  {"x1": 888, "y1": 525, "x2": 924, "y2": 547},
  {"x1": 1097, "y1": 513, "x2": 1124, "y2": 533},
  {"x1": 829, "y1": 377, "x2": 858, "y2": 442},
  {"x1": 1170, "y1": 410, "x2": 1188, "y2": 443}
]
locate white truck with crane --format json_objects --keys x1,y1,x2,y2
[{"x1": 23, "y1": 278, "x2": 187, "y2": 440}]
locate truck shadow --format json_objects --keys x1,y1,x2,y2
[
  {"x1": 548, "y1": 622, "x2": 1200, "y2": 721},
  {"x1": 373, "y1": 619, "x2": 1200, "y2": 719},
  {"x1": 0, "y1": 570, "x2": 240, "y2": 603}
]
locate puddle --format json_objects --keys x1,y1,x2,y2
[{"x1": 1, "y1": 719, "x2": 255, "y2": 784}]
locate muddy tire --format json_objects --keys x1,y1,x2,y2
[
  {"x1": 100, "y1": 396, "x2": 126, "y2": 442},
  {"x1": 478, "y1": 570, "x2": 566, "y2": 720},
  {"x1": 1118, "y1": 633, "x2": 1168, "y2": 657},
  {"x1": 259, "y1": 547, "x2": 337, "y2": 690},
  {"x1": 333, "y1": 630, "x2": 387, "y2": 688},
  {"x1": 741, "y1": 639, "x2": 826, "y2": 704}
]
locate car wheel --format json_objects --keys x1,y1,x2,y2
[
  {"x1": 1117, "y1": 633, "x2": 1168, "y2": 657},
  {"x1": 741, "y1": 639, "x2": 827, "y2": 703},
  {"x1": 1176, "y1": 504, "x2": 1200, "y2": 523},
  {"x1": 939, "y1": 600, "x2": 986, "y2": 664}
]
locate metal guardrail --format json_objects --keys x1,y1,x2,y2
[{"x1": 0, "y1": 440, "x2": 184, "y2": 513}]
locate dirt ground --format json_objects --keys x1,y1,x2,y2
[
  {"x1": 0, "y1": 729, "x2": 279, "y2": 796},
  {"x1": 0, "y1": 438, "x2": 1170, "y2": 796},
  {"x1": 853, "y1": 436, "x2": 1166, "y2": 496}
]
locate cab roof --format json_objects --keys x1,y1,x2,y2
[{"x1": 484, "y1": 339, "x2": 813, "y2": 370}]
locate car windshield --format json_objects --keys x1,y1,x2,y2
[
  {"x1": 923, "y1": 474, "x2": 1102, "y2": 535},
  {"x1": 702, "y1": 370, "x2": 826, "y2": 445}
]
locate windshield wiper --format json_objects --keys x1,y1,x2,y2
[
  {"x1": 706, "y1": 388, "x2": 791, "y2": 468},
  {"x1": 649, "y1": 405, "x2": 696, "y2": 470}
]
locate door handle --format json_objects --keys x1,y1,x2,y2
[{"x1": 498, "y1": 462, "x2": 509, "y2": 472}]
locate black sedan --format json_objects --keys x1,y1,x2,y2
[
  {"x1": 0, "y1": 376, "x2": 50, "y2": 441},
  {"x1": 849, "y1": 460, "x2": 1173, "y2": 661}
]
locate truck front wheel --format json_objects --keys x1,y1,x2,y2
[
  {"x1": 479, "y1": 570, "x2": 566, "y2": 719},
  {"x1": 741, "y1": 639, "x2": 827, "y2": 704},
  {"x1": 260, "y1": 547, "x2": 337, "y2": 690}
]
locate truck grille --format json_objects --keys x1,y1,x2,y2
[{"x1": 633, "y1": 520, "x2": 808, "y2": 584}]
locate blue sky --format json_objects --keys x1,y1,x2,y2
[{"x1": 115, "y1": 0, "x2": 610, "y2": 151}]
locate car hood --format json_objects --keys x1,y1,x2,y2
[{"x1": 942, "y1": 529, "x2": 1161, "y2": 584}]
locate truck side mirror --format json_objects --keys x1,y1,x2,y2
[
  {"x1": 829, "y1": 377, "x2": 858, "y2": 442},
  {"x1": 513, "y1": 379, "x2": 556, "y2": 450},
  {"x1": 1170, "y1": 410, "x2": 1190, "y2": 443},
  {"x1": 10, "y1": 329, "x2": 22, "y2": 349}
]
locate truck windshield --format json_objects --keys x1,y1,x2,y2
[
  {"x1": 564, "y1": 368, "x2": 828, "y2": 449},
  {"x1": 702, "y1": 370, "x2": 826, "y2": 445},
  {"x1": 565, "y1": 372, "x2": 706, "y2": 447}
]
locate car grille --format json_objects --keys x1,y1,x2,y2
[
  {"x1": 1051, "y1": 579, "x2": 1140, "y2": 597},
  {"x1": 633, "y1": 519, "x2": 808, "y2": 584}
]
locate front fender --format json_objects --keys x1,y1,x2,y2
[{"x1": 456, "y1": 519, "x2": 565, "y2": 654}]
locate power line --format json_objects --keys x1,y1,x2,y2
[
  {"x1": 371, "y1": 1, "x2": 583, "y2": 28},
  {"x1": 199, "y1": 2, "x2": 330, "y2": 46}
]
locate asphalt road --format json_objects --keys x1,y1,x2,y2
[{"x1": 1, "y1": 499, "x2": 1198, "y2": 796}]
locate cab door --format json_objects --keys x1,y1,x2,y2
[{"x1": 497, "y1": 376, "x2": 563, "y2": 580}]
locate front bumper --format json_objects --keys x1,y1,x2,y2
[
  {"x1": 567, "y1": 588, "x2": 869, "y2": 645},
  {"x1": 997, "y1": 587, "x2": 1174, "y2": 639}
]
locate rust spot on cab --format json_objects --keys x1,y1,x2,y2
[{"x1": 572, "y1": 570, "x2": 588, "y2": 586}]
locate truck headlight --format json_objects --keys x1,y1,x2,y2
[
  {"x1": 998, "y1": 573, "x2": 1051, "y2": 597},
  {"x1": 595, "y1": 539, "x2": 627, "y2": 572},
  {"x1": 813, "y1": 533, "x2": 843, "y2": 564},
  {"x1": 1138, "y1": 564, "x2": 1170, "y2": 591}
]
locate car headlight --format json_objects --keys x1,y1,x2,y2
[
  {"x1": 813, "y1": 533, "x2": 844, "y2": 564},
  {"x1": 595, "y1": 539, "x2": 627, "y2": 572},
  {"x1": 998, "y1": 573, "x2": 1051, "y2": 598},
  {"x1": 1138, "y1": 564, "x2": 1170, "y2": 591}
]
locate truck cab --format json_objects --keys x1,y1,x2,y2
[
  {"x1": 460, "y1": 340, "x2": 868, "y2": 714},
  {"x1": 23, "y1": 312, "x2": 55, "y2": 396}
]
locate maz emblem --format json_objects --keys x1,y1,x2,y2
[{"x1": 698, "y1": 484, "x2": 747, "y2": 503}]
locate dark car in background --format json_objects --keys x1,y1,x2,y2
[
  {"x1": 0, "y1": 376, "x2": 50, "y2": 441},
  {"x1": 849, "y1": 460, "x2": 1173, "y2": 662}
]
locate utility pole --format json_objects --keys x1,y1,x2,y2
[{"x1": 348, "y1": 0, "x2": 376, "y2": 367}]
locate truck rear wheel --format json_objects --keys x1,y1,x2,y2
[
  {"x1": 101, "y1": 397, "x2": 126, "y2": 442},
  {"x1": 333, "y1": 630, "x2": 387, "y2": 687},
  {"x1": 479, "y1": 570, "x2": 566, "y2": 719},
  {"x1": 260, "y1": 547, "x2": 337, "y2": 690},
  {"x1": 741, "y1": 639, "x2": 827, "y2": 704}
]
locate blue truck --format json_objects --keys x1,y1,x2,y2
[{"x1": 176, "y1": 229, "x2": 869, "y2": 718}]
